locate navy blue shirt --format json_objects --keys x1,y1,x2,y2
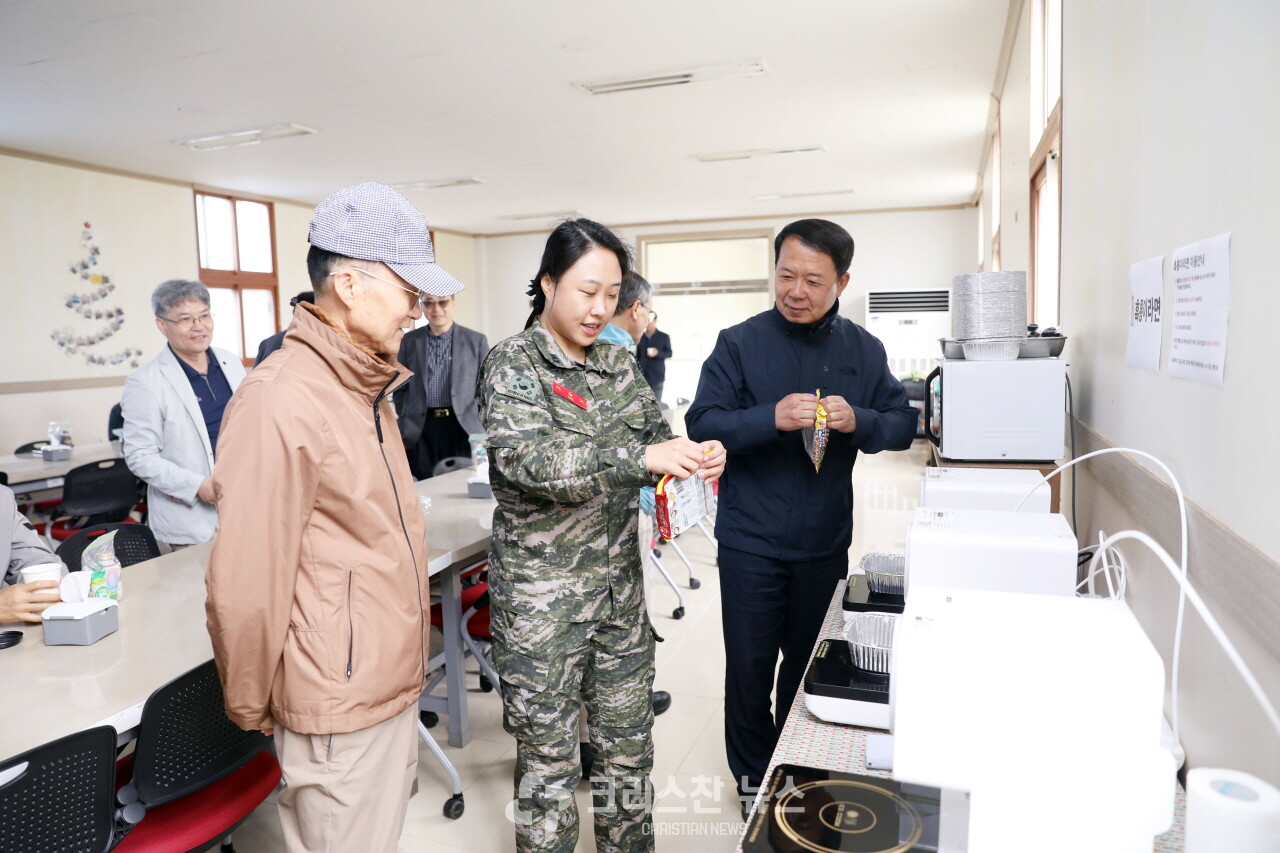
[
  {"x1": 686, "y1": 304, "x2": 917, "y2": 561},
  {"x1": 173, "y1": 346, "x2": 233, "y2": 457}
]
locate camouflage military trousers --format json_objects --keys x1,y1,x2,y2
[{"x1": 490, "y1": 604, "x2": 657, "y2": 853}]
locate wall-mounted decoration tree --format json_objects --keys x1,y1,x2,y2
[{"x1": 50, "y1": 222, "x2": 143, "y2": 367}]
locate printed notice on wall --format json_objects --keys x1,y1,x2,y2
[
  {"x1": 1126, "y1": 256, "x2": 1164, "y2": 373},
  {"x1": 1167, "y1": 233, "x2": 1231, "y2": 386}
]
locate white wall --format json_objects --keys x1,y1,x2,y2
[
  {"x1": 1062, "y1": 0, "x2": 1280, "y2": 783},
  {"x1": 273, "y1": 199, "x2": 319, "y2": 318},
  {"x1": 471, "y1": 207, "x2": 978, "y2": 348},
  {"x1": 431, "y1": 230, "x2": 481, "y2": 332},
  {"x1": 0, "y1": 152, "x2": 312, "y2": 452}
]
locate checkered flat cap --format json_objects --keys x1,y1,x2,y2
[{"x1": 309, "y1": 182, "x2": 465, "y2": 297}]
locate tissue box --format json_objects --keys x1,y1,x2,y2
[
  {"x1": 42, "y1": 445, "x2": 72, "y2": 461},
  {"x1": 467, "y1": 481, "x2": 493, "y2": 499},
  {"x1": 42, "y1": 600, "x2": 119, "y2": 645}
]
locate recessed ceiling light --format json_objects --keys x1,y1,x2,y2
[
  {"x1": 497, "y1": 209, "x2": 583, "y2": 221},
  {"x1": 176, "y1": 122, "x2": 316, "y2": 151},
  {"x1": 695, "y1": 145, "x2": 825, "y2": 163},
  {"x1": 754, "y1": 189, "x2": 856, "y2": 201},
  {"x1": 576, "y1": 59, "x2": 768, "y2": 95},
  {"x1": 391, "y1": 177, "x2": 486, "y2": 191}
]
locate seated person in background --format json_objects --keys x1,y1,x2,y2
[
  {"x1": 122, "y1": 279, "x2": 246, "y2": 550},
  {"x1": 253, "y1": 290, "x2": 315, "y2": 366},
  {"x1": 1, "y1": 485, "x2": 62, "y2": 622}
]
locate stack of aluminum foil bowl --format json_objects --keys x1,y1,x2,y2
[{"x1": 952, "y1": 271, "x2": 1027, "y2": 360}]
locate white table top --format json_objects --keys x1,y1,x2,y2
[
  {"x1": 0, "y1": 441, "x2": 121, "y2": 491},
  {"x1": 0, "y1": 540, "x2": 215, "y2": 760},
  {"x1": 0, "y1": 468, "x2": 496, "y2": 760},
  {"x1": 416, "y1": 469, "x2": 494, "y2": 573}
]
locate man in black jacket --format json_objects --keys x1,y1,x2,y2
[
  {"x1": 635, "y1": 313, "x2": 672, "y2": 405},
  {"x1": 686, "y1": 219, "x2": 917, "y2": 808},
  {"x1": 394, "y1": 293, "x2": 489, "y2": 479}
]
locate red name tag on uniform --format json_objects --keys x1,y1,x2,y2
[{"x1": 552, "y1": 382, "x2": 588, "y2": 410}]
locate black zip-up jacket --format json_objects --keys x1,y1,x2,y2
[{"x1": 686, "y1": 303, "x2": 917, "y2": 561}]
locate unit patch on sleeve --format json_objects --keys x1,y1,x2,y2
[{"x1": 500, "y1": 375, "x2": 542, "y2": 405}]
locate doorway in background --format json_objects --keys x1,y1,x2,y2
[{"x1": 638, "y1": 231, "x2": 773, "y2": 408}]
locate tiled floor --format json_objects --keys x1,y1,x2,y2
[{"x1": 231, "y1": 439, "x2": 931, "y2": 852}]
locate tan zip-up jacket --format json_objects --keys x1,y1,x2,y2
[{"x1": 206, "y1": 303, "x2": 429, "y2": 735}]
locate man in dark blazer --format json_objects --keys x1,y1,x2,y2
[{"x1": 393, "y1": 293, "x2": 489, "y2": 479}]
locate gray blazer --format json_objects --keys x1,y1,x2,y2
[
  {"x1": 394, "y1": 323, "x2": 489, "y2": 444},
  {"x1": 121, "y1": 345, "x2": 245, "y2": 545},
  {"x1": 2, "y1": 485, "x2": 63, "y2": 586}
]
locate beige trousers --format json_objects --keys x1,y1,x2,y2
[{"x1": 275, "y1": 704, "x2": 419, "y2": 853}]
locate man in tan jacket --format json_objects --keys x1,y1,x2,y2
[{"x1": 206, "y1": 182, "x2": 465, "y2": 853}]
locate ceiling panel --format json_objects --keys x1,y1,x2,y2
[{"x1": 0, "y1": 0, "x2": 1008, "y2": 233}]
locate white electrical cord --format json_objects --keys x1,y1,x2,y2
[
  {"x1": 1076, "y1": 536, "x2": 1128, "y2": 600},
  {"x1": 1090, "y1": 529, "x2": 1280, "y2": 744},
  {"x1": 1014, "y1": 448, "x2": 1189, "y2": 745}
]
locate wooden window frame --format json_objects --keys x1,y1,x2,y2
[
  {"x1": 194, "y1": 191, "x2": 280, "y2": 367},
  {"x1": 1029, "y1": 99, "x2": 1062, "y2": 326}
]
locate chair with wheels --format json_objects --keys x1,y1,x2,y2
[
  {"x1": 112, "y1": 658, "x2": 282, "y2": 853},
  {"x1": 14, "y1": 439, "x2": 74, "y2": 455},
  {"x1": 428, "y1": 562, "x2": 499, "y2": 695},
  {"x1": 431, "y1": 456, "x2": 472, "y2": 477},
  {"x1": 12, "y1": 439, "x2": 72, "y2": 518},
  {"x1": 0, "y1": 725, "x2": 139, "y2": 853},
  {"x1": 36, "y1": 458, "x2": 140, "y2": 544},
  {"x1": 416, "y1": 558, "x2": 498, "y2": 820},
  {"x1": 56, "y1": 522, "x2": 161, "y2": 573},
  {"x1": 108, "y1": 403, "x2": 125, "y2": 440}
]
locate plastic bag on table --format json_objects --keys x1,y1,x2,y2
[
  {"x1": 83, "y1": 529, "x2": 123, "y2": 600},
  {"x1": 800, "y1": 391, "x2": 829, "y2": 472}
]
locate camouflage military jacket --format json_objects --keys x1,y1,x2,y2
[{"x1": 478, "y1": 321, "x2": 674, "y2": 622}]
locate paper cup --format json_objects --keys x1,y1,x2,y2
[{"x1": 19, "y1": 563, "x2": 63, "y2": 585}]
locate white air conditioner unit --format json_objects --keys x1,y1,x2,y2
[{"x1": 865, "y1": 289, "x2": 950, "y2": 378}]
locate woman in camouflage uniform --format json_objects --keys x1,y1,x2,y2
[{"x1": 479, "y1": 219, "x2": 725, "y2": 853}]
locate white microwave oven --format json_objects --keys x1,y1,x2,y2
[{"x1": 923, "y1": 358, "x2": 1066, "y2": 461}]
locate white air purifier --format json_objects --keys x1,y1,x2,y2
[
  {"x1": 920, "y1": 466, "x2": 1052, "y2": 513},
  {"x1": 905, "y1": 507, "x2": 1078, "y2": 597}
]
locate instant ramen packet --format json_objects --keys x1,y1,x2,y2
[
  {"x1": 801, "y1": 388, "x2": 829, "y2": 472},
  {"x1": 84, "y1": 529, "x2": 123, "y2": 599}
]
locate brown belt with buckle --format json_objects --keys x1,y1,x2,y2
[{"x1": 429, "y1": 407, "x2": 453, "y2": 418}]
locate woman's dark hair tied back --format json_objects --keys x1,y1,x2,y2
[{"x1": 525, "y1": 218, "x2": 633, "y2": 328}]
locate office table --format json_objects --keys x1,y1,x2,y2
[
  {"x1": 736, "y1": 579, "x2": 1187, "y2": 852},
  {"x1": 0, "y1": 440, "x2": 121, "y2": 493},
  {"x1": 0, "y1": 468, "x2": 494, "y2": 759},
  {"x1": 0, "y1": 540, "x2": 216, "y2": 760},
  {"x1": 415, "y1": 469, "x2": 496, "y2": 748}
]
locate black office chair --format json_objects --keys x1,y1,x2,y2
[
  {"x1": 14, "y1": 439, "x2": 73, "y2": 455},
  {"x1": 0, "y1": 725, "x2": 138, "y2": 853},
  {"x1": 431, "y1": 455, "x2": 472, "y2": 477},
  {"x1": 108, "y1": 403, "x2": 125, "y2": 440},
  {"x1": 56, "y1": 522, "x2": 160, "y2": 573},
  {"x1": 112, "y1": 659, "x2": 282, "y2": 853},
  {"x1": 112, "y1": 655, "x2": 282, "y2": 850},
  {"x1": 15, "y1": 440, "x2": 80, "y2": 517},
  {"x1": 40, "y1": 458, "x2": 141, "y2": 542}
]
